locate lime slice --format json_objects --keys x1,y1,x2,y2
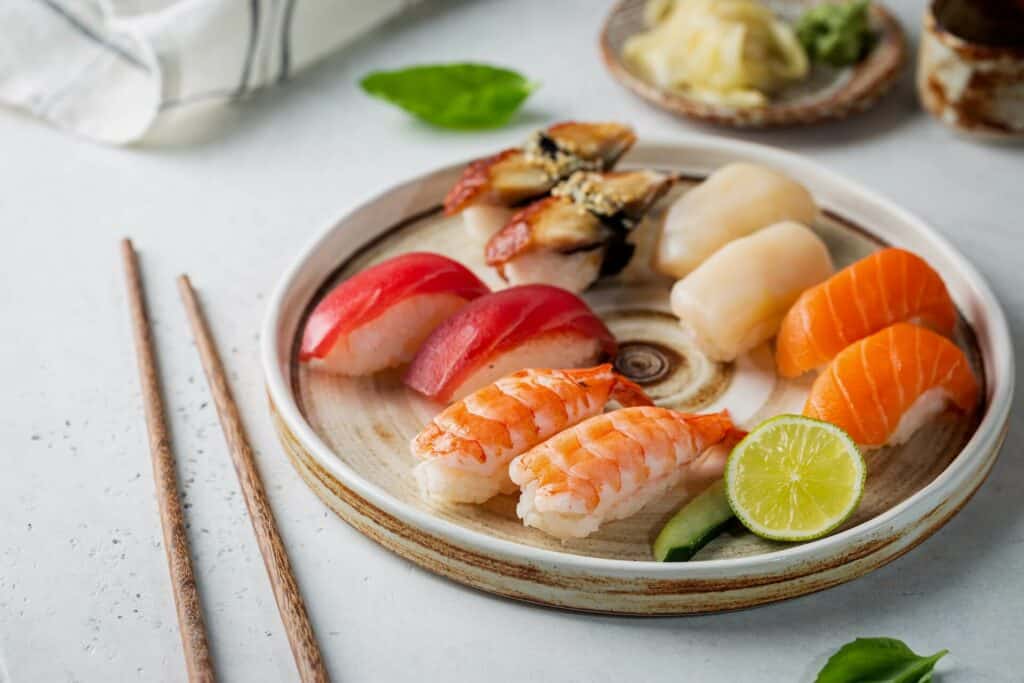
[{"x1": 725, "y1": 415, "x2": 865, "y2": 542}]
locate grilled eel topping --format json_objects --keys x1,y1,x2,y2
[
  {"x1": 484, "y1": 170, "x2": 675, "y2": 289},
  {"x1": 443, "y1": 121, "x2": 636, "y2": 215}
]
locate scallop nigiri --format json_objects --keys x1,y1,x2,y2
[
  {"x1": 670, "y1": 221, "x2": 834, "y2": 362},
  {"x1": 510, "y1": 407, "x2": 740, "y2": 539},
  {"x1": 804, "y1": 323, "x2": 979, "y2": 448},
  {"x1": 404, "y1": 285, "x2": 617, "y2": 403},
  {"x1": 654, "y1": 162, "x2": 818, "y2": 278},
  {"x1": 485, "y1": 170, "x2": 674, "y2": 293},
  {"x1": 776, "y1": 248, "x2": 957, "y2": 377},
  {"x1": 444, "y1": 122, "x2": 636, "y2": 240},
  {"x1": 300, "y1": 252, "x2": 489, "y2": 375},
  {"x1": 412, "y1": 365, "x2": 652, "y2": 503}
]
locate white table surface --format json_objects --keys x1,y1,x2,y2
[{"x1": 2, "y1": 1, "x2": 1021, "y2": 681}]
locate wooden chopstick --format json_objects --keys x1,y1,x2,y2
[
  {"x1": 177, "y1": 275, "x2": 329, "y2": 683},
  {"x1": 120, "y1": 240, "x2": 216, "y2": 683}
]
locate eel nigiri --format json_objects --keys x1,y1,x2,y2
[
  {"x1": 412, "y1": 365, "x2": 652, "y2": 503},
  {"x1": 804, "y1": 323, "x2": 979, "y2": 448},
  {"x1": 776, "y1": 247, "x2": 957, "y2": 377},
  {"x1": 485, "y1": 170, "x2": 674, "y2": 293},
  {"x1": 670, "y1": 221, "x2": 834, "y2": 362},
  {"x1": 510, "y1": 407, "x2": 740, "y2": 539},
  {"x1": 444, "y1": 122, "x2": 636, "y2": 240},
  {"x1": 404, "y1": 284, "x2": 617, "y2": 403},
  {"x1": 300, "y1": 252, "x2": 489, "y2": 375},
  {"x1": 654, "y1": 162, "x2": 818, "y2": 278}
]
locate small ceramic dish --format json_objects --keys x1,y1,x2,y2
[
  {"x1": 599, "y1": 0, "x2": 908, "y2": 127},
  {"x1": 918, "y1": 0, "x2": 1024, "y2": 140},
  {"x1": 262, "y1": 136, "x2": 1013, "y2": 615}
]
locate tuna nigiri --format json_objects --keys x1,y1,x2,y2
[
  {"x1": 486, "y1": 170, "x2": 674, "y2": 293},
  {"x1": 404, "y1": 285, "x2": 617, "y2": 403},
  {"x1": 412, "y1": 365, "x2": 652, "y2": 504},
  {"x1": 444, "y1": 122, "x2": 636, "y2": 240},
  {"x1": 300, "y1": 252, "x2": 489, "y2": 375},
  {"x1": 776, "y1": 247, "x2": 958, "y2": 377},
  {"x1": 510, "y1": 407, "x2": 740, "y2": 539},
  {"x1": 670, "y1": 221, "x2": 834, "y2": 362},
  {"x1": 804, "y1": 323, "x2": 979, "y2": 447},
  {"x1": 654, "y1": 162, "x2": 818, "y2": 278}
]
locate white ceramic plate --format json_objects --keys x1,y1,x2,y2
[{"x1": 262, "y1": 137, "x2": 1013, "y2": 615}]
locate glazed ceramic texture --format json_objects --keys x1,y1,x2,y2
[
  {"x1": 600, "y1": 0, "x2": 908, "y2": 127},
  {"x1": 262, "y1": 140, "x2": 1013, "y2": 614}
]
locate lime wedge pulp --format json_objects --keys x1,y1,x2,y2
[{"x1": 725, "y1": 415, "x2": 865, "y2": 542}]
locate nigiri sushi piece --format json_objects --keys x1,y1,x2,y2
[
  {"x1": 404, "y1": 284, "x2": 618, "y2": 403},
  {"x1": 300, "y1": 252, "x2": 489, "y2": 375},
  {"x1": 670, "y1": 221, "x2": 834, "y2": 362},
  {"x1": 509, "y1": 407, "x2": 740, "y2": 539},
  {"x1": 444, "y1": 122, "x2": 637, "y2": 240},
  {"x1": 804, "y1": 323, "x2": 979, "y2": 448},
  {"x1": 654, "y1": 162, "x2": 818, "y2": 278},
  {"x1": 485, "y1": 170, "x2": 675, "y2": 293},
  {"x1": 412, "y1": 365, "x2": 652, "y2": 503},
  {"x1": 776, "y1": 247, "x2": 958, "y2": 378},
  {"x1": 445, "y1": 151, "x2": 537, "y2": 241}
]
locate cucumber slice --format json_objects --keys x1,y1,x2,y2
[{"x1": 653, "y1": 480, "x2": 734, "y2": 562}]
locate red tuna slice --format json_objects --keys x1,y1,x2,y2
[
  {"x1": 300, "y1": 252, "x2": 489, "y2": 376},
  {"x1": 404, "y1": 284, "x2": 618, "y2": 403}
]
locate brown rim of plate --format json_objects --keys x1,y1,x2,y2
[
  {"x1": 270, "y1": 395, "x2": 1006, "y2": 615},
  {"x1": 599, "y1": 0, "x2": 908, "y2": 128},
  {"x1": 262, "y1": 143, "x2": 1013, "y2": 614}
]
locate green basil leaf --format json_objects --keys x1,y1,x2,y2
[
  {"x1": 359, "y1": 63, "x2": 537, "y2": 129},
  {"x1": 816, "y1": 638, "x2": 948, "y2": 683}
]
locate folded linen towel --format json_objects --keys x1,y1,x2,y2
[{"x1": 0, "y1": 0, "x2": 416, "y2": 144}]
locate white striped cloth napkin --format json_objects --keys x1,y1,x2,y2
[{"x1": 0, "y1": 0, "x2": 417, "y2": 144}]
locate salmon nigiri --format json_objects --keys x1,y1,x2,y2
[
  {"x1": 509, "y1": 408, "x2": 740, "y2": 539},
  {"x1": 777, "y1": 248, "x2": 957, "y2": 377},
  {"x1": 412, "y1": 365, "x2": 651, "y2": 504},
  {"x1": 804, "y1": 323, "x2": 979, "y2": 448}
]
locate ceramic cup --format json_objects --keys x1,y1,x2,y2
[{"x1": 917, "y1": 0, "x2": 1024, "y2": 140}]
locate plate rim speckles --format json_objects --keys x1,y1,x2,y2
[{"x1": 261, "y1": 138, "x2": 1013, "y2": 614}]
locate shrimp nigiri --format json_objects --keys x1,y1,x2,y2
[
  {"x1": 509, "y1": 407, "x2": 740, "y2": 539},
  {"x1": 804, "y1": 323, "x2": 979, "y2": 448},
  {"x1": 412, "y1": 366, "x2": 652, "y2": 504},
  {"x1": 776, "y1": 247, "x2": 958, "y2": 377}
]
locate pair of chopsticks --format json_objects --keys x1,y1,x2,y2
[{"x1": 121, "y1": 239, "x2": 329, "y2": 682}]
